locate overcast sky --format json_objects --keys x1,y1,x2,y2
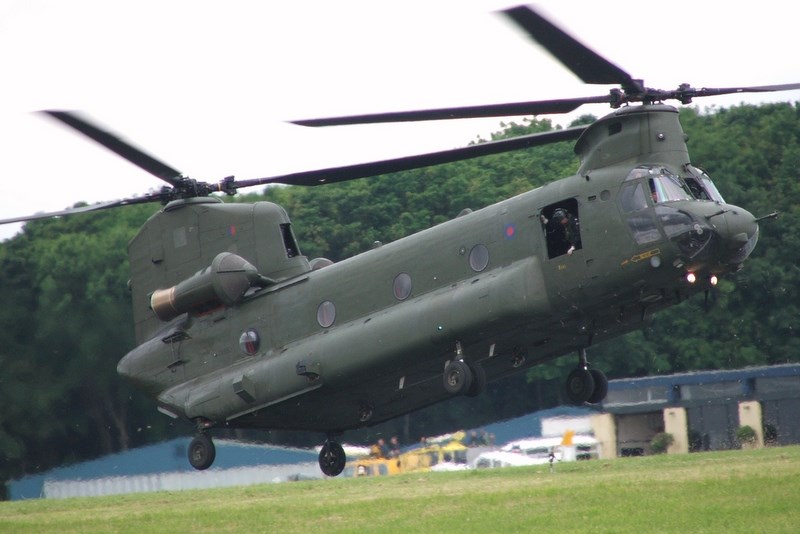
[{"x1": 1, "y1": 0, "x2": 798, "y2": 241}]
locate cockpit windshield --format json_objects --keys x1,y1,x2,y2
[
  {"x1": 624, "y1": 165, "x2": 722, "y2": 205},
  {"x1": 685, "y1": 165, "x2": 725, "y2": 203},
  {"x1": 649, "y1": 170, "x2": 692, "y2": 203}
]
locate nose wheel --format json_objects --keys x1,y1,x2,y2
[
  {"x1": 319, "y1": 438, "x2": 346, "y2": 477},
  {"x1": 443, "y1": 360, "x2": 473, "y2": 395},
  {"x1": 443, "y1": 359, "x2": 486, "y2": 397},
  {"x1": 565, "y1": 349, "x2": 608, "y2": 405}
]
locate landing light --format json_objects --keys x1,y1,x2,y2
[{"x1": 686, "y1": 272, "x2": 697, "y2": 284}]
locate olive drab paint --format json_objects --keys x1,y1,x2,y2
[{"x1": 119, "y1": 103, "x2": 758, "y2": 459}]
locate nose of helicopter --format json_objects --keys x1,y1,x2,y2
[{"x1": 714, "y1": 204, "x2": 759, "y2": 266}]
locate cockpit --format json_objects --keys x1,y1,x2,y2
[{"x1": 617, "y1": 164, "x2": 758, "y2": 271}]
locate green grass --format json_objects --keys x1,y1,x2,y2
[{"x1": 2, "y1": 446, "x2": 799, "y2": 533}]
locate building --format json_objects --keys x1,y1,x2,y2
[
  {"x1": 9, "y1": 406, "x2": 593, "y2": 500},
  {"x1": 591, "y1": 364, "x2": 800, "y2": 457},
  {"x1": 8, "y1": 439, "x2": 320, "y2": 500}
]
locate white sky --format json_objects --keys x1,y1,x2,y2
[{"x1": 1, "y1": 0, "x2": 798, "y2": 241}]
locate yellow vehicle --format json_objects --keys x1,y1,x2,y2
[
  {"x1": 344, "y1": 433, "x2": 469, "y2": 477},
  {"x1": 398, "y1": 435, "x2": 469, "y2": 472},
  {"x1": 343, "y1": 456, "x2": 402, "y2": 477}
]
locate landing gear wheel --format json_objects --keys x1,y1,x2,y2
[
  {"x1": 587, "y1": 369, "x2": 608, "y2": 404},
  {"x1": 319, "y1": 440, "x2": 346, "y2": 477},
  {"x1": 188, "y1": 433, "x2": 216, "y2": 470},
  {"x1": 443, "y1": 360, "x2": 473, "y2": 395},
  {"x1": 566, "y1": 368, "x2": 595, "y2": 405},
  {"x1": 466, "y1": 363, "x2": 487, "y2": 397}
]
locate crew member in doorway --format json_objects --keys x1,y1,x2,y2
[{"x1": 541, "y1": 208, "x2": 582, "y2": 257}]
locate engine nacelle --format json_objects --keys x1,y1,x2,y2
[{"x1": 150, "y1": 252, "x2": 263, "y2": 321}]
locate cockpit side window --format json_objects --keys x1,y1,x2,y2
[
  {"x1": 620, "y1": 166, "x2": 662, "y2": 245},
  {"x1": 619, "y1": 182, "x2": 648, "y2": 212}
]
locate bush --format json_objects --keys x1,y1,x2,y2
[
  {"x1": 736, "y1": 425, "x2": 757, "y2": 446},
  {"x1": 763, "y1": 424, "x2": 778, "y2": 446},
  {"x1": 650, "y1": 432, "x2": 674, "y2": 454}
]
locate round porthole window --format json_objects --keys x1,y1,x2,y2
[
  {"x1": 317, "y1": 300, "x2": 336, "y2": 328},
  {"x1": 393, "y1": 272, "x2": 412, "y2": 301},
  {"x1": 239, "y1": 329, "x2": 260, "y2": 355},
  {"x1": 469, "y1": 244, "x2": 489, "y2": 272}
]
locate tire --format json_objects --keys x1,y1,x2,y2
[
  {"x1": 443, "y1": 360, "x2": 473, "y2": 395},
  {"x1": 566, "y1": 368, "x2": 595, "y2": 405},
  {"x1": 319, "y1": 441, "x2": 346, "y2": 477},
  {"x1": 587, "y1": 369, "x2": 608, "y2": 404},
  {"x1": 188, "y1": 434, "x2": 216, "y2": 470}
]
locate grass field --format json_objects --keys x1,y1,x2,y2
[{"x1": 2, "y1": 446, "x2": 799, "y2": 533}]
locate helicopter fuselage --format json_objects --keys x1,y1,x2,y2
[{"x1": 118, "y1": 105, "x2": 758, "y2": 437}]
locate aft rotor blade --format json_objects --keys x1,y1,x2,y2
[
  {"x1": 502, "y1": 6, "x2": 642, "y2": 94},
  {"x1": 43, "y1": 110, "x2": 185, "y2": 187},
  {"x1": 692, "y1": 82, "x2": 800, "y2": 98},
  {"x1": 292, "y1": 95, "x2": 612, "y2": 127},
  {"x1": 0, "y1": 193, "x2": 163, "y2": 225},
  {"x1": 234, "y1": 127, "x2": 586, "y2": 188}
]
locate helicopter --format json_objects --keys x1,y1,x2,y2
[{"x1": 3, "y1": 5, "x2": 797, "y2": 477}]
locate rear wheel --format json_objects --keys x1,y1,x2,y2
[
  {"x1": 188, "y1": 433, "x2": 216, "y2": 470},
  {"x1": 566, "y1": 368, "x2": 595, "y2": 405},
  {"x1": 319, "y1": 440, "x2": 346, "y2": 477}
]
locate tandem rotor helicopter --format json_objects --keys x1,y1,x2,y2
[{"x1": 4, "y1": 5, "x2": 798, "y2": 477}]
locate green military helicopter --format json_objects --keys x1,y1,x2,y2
[{"x1": 3, "y1": 6, "x2": 796, "y2": 477}]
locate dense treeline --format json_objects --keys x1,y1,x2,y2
[{"x1": 1, "y1": 103, "x2": 798, "y2": 489}]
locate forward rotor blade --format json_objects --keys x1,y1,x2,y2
[
  {"x1": 502, "y1": 6, "x2": 642, "y2": 94},
  {"x1": 0, "y1": 193, "x2": 163, "y2": 225},
  {"x1": 292, "y1": 95, "x2": 612, "y2": 127},
  {"x1": 292, "y1": 5, "x2": 634, "y2": 128},
  {"x1": 43, "y1": 110, "x2": 185, "y2": 187},
  {"x1": 234, "y1": 126, "x2": 586, "y2": 188}
]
